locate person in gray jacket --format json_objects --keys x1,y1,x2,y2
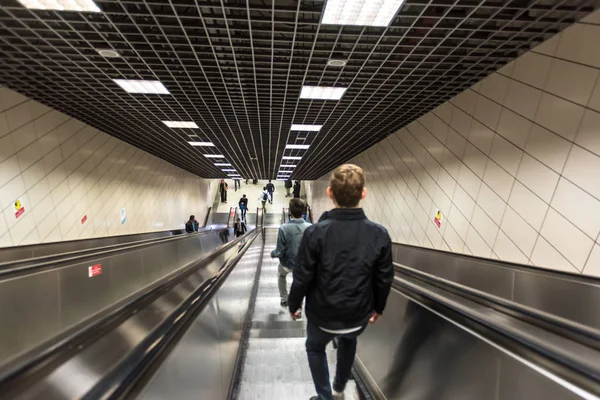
[{"x1": 271, "y1": 198, "x2": 312, "y2": 308}]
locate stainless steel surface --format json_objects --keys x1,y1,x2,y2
[
  {"x1": 139, "y1": 234, "x2": 262, "y2": 400},
  {"x1": 392, "y1": 243, "x2": 600, "y2": 330},
  {"x1": 356, "y1": 284, "x2": 599, "y2": 400},
  {"x1": 235, "y1": 229, "x2": 359, "y2": 400},
  {"x1": 0, "y1": 229, "x2": 231, "y2": 366},
  {"x1": 0, "y1": 205, "x2": 211, "y2": 264},
  {"x1": 12, "y1": 233, "x2": 249, "y2": 400}
]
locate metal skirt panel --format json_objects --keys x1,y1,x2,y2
[{"x1": 355, "y1": 288, "x2": 594, "y2": 400}]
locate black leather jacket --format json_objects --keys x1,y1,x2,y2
[{"x1": 288, "y1": 208, "x2": 394, "y2": 330}]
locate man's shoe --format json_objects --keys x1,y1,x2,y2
[
  {"x1": 333, "y1": 390, "x2": 345, "y2": 399},
  {"x1": 280, "y1": 300, "x2": 288, "y2": 308}
]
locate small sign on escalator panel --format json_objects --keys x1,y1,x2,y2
[{"x1": 88, "y1": 264, "x2": 102, "y2": 277}]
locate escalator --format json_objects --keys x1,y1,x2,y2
[{"x1": 0, "y1": 210, "x2": 599, "y2": 400}]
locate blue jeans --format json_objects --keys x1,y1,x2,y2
[
  {"x1": 305, "y1": 321, "x2": 366, "y2": 400},
  {"x1": 240, "y1": 207, "x2": 246, "y2": 220}
]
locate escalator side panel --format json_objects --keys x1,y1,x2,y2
[
  {"x1": 139, "y1": 238, "x2": 262, "y2": 400},
  {"x1": 356, "y1": 288, "x2": 588, "y2": 400}
]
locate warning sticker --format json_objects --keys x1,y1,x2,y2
[
  {"x1": 434, "y1": 209, "x2": 442, "y2": 228},
  {"x1": 88, "y1": 264, "x2": 102, "y2": 277},
  {"x1": 14, "y1": 198, "x2": 25, "y2": 219}
]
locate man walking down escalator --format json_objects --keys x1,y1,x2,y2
[
  {"x1": 266, "y1": 180, "x2": 275, "y2": 204},
  {"x1": 271, "y1": 198, "x2": 311, "y2": 308},
  {"x1": 288, "y1": 164, "x2": 394, "y2": 400}
]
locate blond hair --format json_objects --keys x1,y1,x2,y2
[{"x1": 329, "y1": 164, "x2": 365, "y2": 207}]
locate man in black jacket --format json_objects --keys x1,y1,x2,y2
[
  {"x1": 266, "y1": 180, "x2": 275, "y2": 204},
  {"x1": 285, "y1": 177, "x2": 293, "y2": 197},
  {"x1": 288, "y1": 164, "x2": 393, "y2": 400},
  {"x1": 185, "y1": 215, "x2": 197, "y2": 233}
]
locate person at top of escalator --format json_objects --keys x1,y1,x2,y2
[
  {"x1": 271, "y1": 198, "x2": 311, "y2": 308},
  {"x1": 185, "y1": 215, "x2": 197, "y2": 233},
  {"x1": 288, "y1": 164, "x2": 394, "y2": 400},
  {"x1": 293, "y1": 180, "x2": 301, "y2": 198},
  {"x1": 266, "y1": 180, "x2": 275, "y2": 204}
]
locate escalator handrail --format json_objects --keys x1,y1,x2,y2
[
  {"x1": 395, "y1": 263, "x2": 600, "y2": 348},
  {"x1": 0, "y1": 228, "x2": 256, "y2": 396},
  {"x1": 393, "y1": 275, "x2": 600, "y2": 390},
  {"x1": 392, "y1": 240, "x2": 600, "y2": 285},
  {"x1": 81, "y1": 229, "x2": 261, "y2": 400},
  {"x1": 0, "y1": 228, "x2": 228, "y2": 279}
]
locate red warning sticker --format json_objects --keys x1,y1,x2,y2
[{"x1": 88, "y1": 264, "x2": 102, "y2": 277}]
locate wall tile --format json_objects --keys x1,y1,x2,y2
[
  {"x1": 532, "y1": 33, "x2": 560, "y2": 56},
  {"x1": 534, "y1": 93, "x2": 585, "y2": 141},
  {"x1": 525, "y1": 125, "x2": 572, "y2": 173},
  {"x1": 551, "y1": 178, "x2": 600, "y2": 240},
  {"x1": 530, "y1": 236, "x2": 579, "y2": 273},
  {"x1": 503, "y1": 80, "x2": 543, "y2": 120},
  {"x1": 457, "y1": 163, "x2": 482, "y2": 199},
  {"x1": 500, "y1": 207, "x2": 539, "y2": 257},
  {"x1": 511, "y1": 52, "x2": 553, "y2": 89},
  {"x1": 0, "y1": 112, "x2": 9, "y2": 139},
  {"x1": 483, "y1": 160, "x2": 514, "y2": 201},
  {"x1": 563, "y1": 146, "x2": 600, "y2": 200},
  {"x1": 479, "y1": 73, "x2": 511, "y2": 104},
  {"x1": 545, "y1": 58, "x2": 598, "y2": 106},
  {"x1": 575, "y1": 109, "x2": 600, "y2": 157},
  {"x1": 0, "y1": 87, "x2": 28, "y2": 112},
  {"x1": 5, "y1": 101, "x2": 32, "y2": 132},
  {"x1": 516, "y1": 154, "x2": 559, "y2": 203},
  {"x1": 588, "y1": 77, "x2": 600, "y2": 112},
  {"x1": 468, "y1": 120, "x2": 495, "y2": 155},
  {"x1": 11, "y1": 122, "x2": 37, "y2": 153},
  {"x1": 477, "y1": 183, "x2": 506, "y2": 225},
  {"x1": 443, "y1": 222, "x2": 465, "y2": 252},
  {"x1": 449, "y1": 108, "x2": 472, "y2": 137},
  {"x1": 508, "y1": 181, "x2": 548, "y2": 231},
  {"x1": 462, "y1": 143, "x2": 487, "y2": 178},
  {"x1": 489, "y1": 134, "x2": 522, "y2": 177},
  {"x1": 583, "y1": 244, "x2": 600, "y2": 278},
  {"x1": 473, "y1": 95, "x2": 502, "y2": 131},
  {"x1": 445, "y1": 128, "x2": 467, "y2": 159},
  {"x1": 556, "y1": 23, "x2": 600, "y2": 69},
  {"x1": 471, "y1": 205, "x2": 499, "y2": 247},
  {"x1": 0, "y1": 134, "x2": 15, "y2": 164},
  {"x1": 541, "y1": 208, "x2": 594, "y2": 270},
  {"x1": 465, "y1": 225, "x2": 492, "y2": 258},
  {"x1": 494, "y1": 231, "x2": 529, "y2": 265},
  {"x1": 496, "y1": 108, "x2": 532, "y2": 150},
  {"x1": 454, "y1": 89, "x2": 478, "y2": 115}
]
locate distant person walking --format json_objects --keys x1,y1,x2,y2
[
  {"x1": 259, "y1": 187, "x2": 269, "y2": 211},
  {"x1": 219, "y1": 179, "x2": 228, "y2": 203},
  {"x1": 288, "y1": 164, "x2": 394, "y2": 400},
  {"x1": 293, "y1": 180, "x2": 301, "y2": 198},
  {"x1": 239, "y1": 194, "x2": 249, "y2": 221},
  {"x1": 271, "y1": 198, "x2": 311, "y2": 308},
  {"x1": 285, "y1": 177, "x2": 293, "y2": 197},
  {"x1": 234, "y1": 178, "x2": 241, "y2": 191},
  {"x1": 266, "y1": 180, "x2": 275, "y2": 204},
  {"x1": 185, "y1": 215, "x2": 198, "y2": 233},
  {"x1": 234, "y1": 217, "x2": 247, "y2": 238}
]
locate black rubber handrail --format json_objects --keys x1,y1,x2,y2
[
  {"x1": 81, "y1": 229, "x2": 261, "y2": 400},
  {"x1": 0, "y1": 228, "x2": 254, "y2": 398},
  {"x1": 392, "y1": 241, "x2": 600, "y2": 285},
  {"x1": 392, "y1": 276, "x2": 600, "y2": 395},
  {"x1": 0, "y1": 228, "x2": 228, "y2": 279},
  {"x1": 395, "y1": 263, "x2": 600, "y2": 349}
]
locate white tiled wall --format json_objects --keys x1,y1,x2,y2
[
  {"x1": 0, "y1": 87, "x2": 216, "y2": 248},
  {"x1": 307, "y1": 11, "x2": 600, "y2": 278}
]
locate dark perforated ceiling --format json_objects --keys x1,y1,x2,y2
[{"x1": 0, "y1": 0, "x2": 594, "y2": 179}]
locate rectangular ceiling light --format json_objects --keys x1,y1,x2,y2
[
  {"x1": 113, "y1": 79, "x2": 170, "y2": 94},
  {"x1": 163, "y1": 121, "x2": 199, "y2": 129},
  {"x1": 279, "y1": 165, "x2": 296, "y2": 168},
  {"x1": 282, "y1": 156, "x2": 302, "y2": 160},
  {"x1": 291, "y1": 124, "x2": 323, "y2": 131},
  {"x1": 18, "y1": 0, "x2": 101, "y2": 12},
  {"x1": 300, "y1": 86, "x2": 346, "y2": 100},
  {"x1": 214, "y1": 163, "x2": 231, "y2": 166},
  {"x1": 188, "y1": 142, "x2": 214, "y2": 147},
  {"x1": 221, "y1": 169, "x2": 237, "y2": 172},
  {"x1": 203, "y1": 154, "x2": 224, "y2": 158},
  {"x1": 286, "y1": 144, "x2": 310, "y2": 150},
  {"x1": 322, "y1": 0, "x2": 405, "y2": 27}
]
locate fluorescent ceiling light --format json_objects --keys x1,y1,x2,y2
[
  {"x1": 300, "y1": 86, "x2": 346, "y2": 100},
  {"x1": 18, "y1": 0, "x2": 101, "y2": 11},
  {"x1": 322, "y1": 0, "x2": 405, "y2": 27},
  {"x1": 214, "y1": 163, "x2": 231, "y2": 166},
  {"x1": 203, "y1": 154, "x2": 224, "y2": 158},
  {"x1": 282, "y1": 156, "x2": 302, "y2": 160},
  {"x1": 163, "y1": 121, "x2": 199, "y2": 129},
  {"x1": 286, "y1": 144, "x2": 310, "y2": 150},
  {"x1": 279, "y1": 165, "x2": 296, "y2": 168},
  {"x1": 113, "y1": 79, "x2": 170, "y2": 94},
  {"x1": 221, "y1": 169, "x2": 237, "y2": 172},
  {"x1": 291, "y1": 124, "x2": 322, "y2": 131},
  {"x1": 188, "y1": 142, "x2": 214, "y2": 147}
]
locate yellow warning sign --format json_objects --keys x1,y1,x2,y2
[{"x1": 14, "y1": 199, "x2": 21, "y2": 211}]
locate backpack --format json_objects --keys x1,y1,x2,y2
[{"x1": 262, "y1": 192, "x2": 268, "y2": 201}]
